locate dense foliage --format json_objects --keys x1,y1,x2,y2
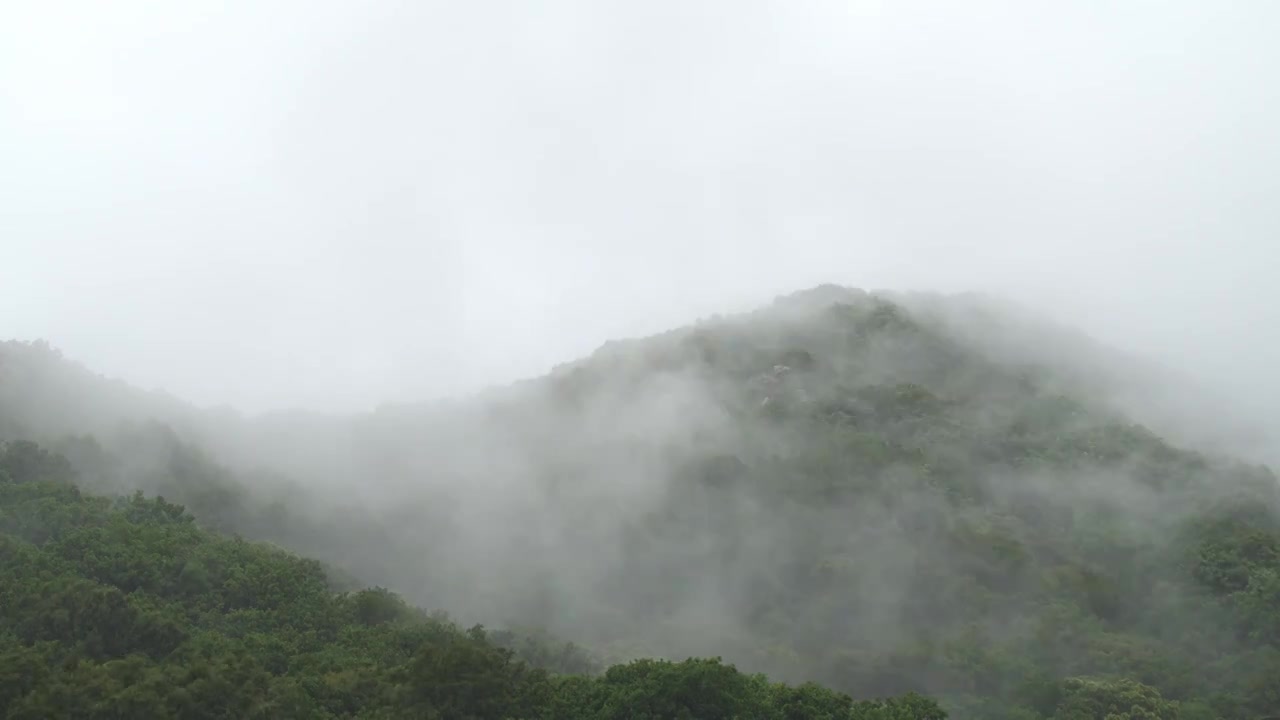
[
  {"x1": 3, "y1": 286, "x2": 1280, "y2": 719},
  {"x1": 0, "y1": 441, "x2": 943, "y2": 718}
]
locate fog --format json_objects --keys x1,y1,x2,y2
[
  {"x1": 7, "y1": 0, "x2": 1280, "y2": 696},
  {"x1": 5, "y1": 284, "x2": 1277, "y2": 710},
  {"x1": 3, "y1": 1, "x2": 1277, "y2": 419},
  {"x1": 4, "y1": 7, "x2": 1280, "y2": 711}
]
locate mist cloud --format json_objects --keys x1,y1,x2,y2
[{"x1": 2, "y1": 1, "x2": 1277, "y2": 419}]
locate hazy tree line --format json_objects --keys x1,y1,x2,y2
[{"x1": 0, "y1": 439, "x2": 946, "y2": 718}]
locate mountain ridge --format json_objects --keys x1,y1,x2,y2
[{"x1": 3, "y1": 286, "x2": 1280, "y2": 719}]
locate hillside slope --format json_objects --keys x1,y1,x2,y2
[
  {"x1": 3, "y1": 440, "x2": 944, "y2": 719},
  {"x1": 2, "y1": 286, "x2": 1279, "y2": 719}
]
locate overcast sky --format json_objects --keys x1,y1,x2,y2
[{"x1": 2, "y1": 1, "x2": 1278, "y2": 414}]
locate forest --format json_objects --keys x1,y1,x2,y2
[
  {"x1": 0, "y1": 439, "x2": 949, "y2": 718},
  {"x1": 2, "y1": 286, "x2": 1279, "y2": 719}
]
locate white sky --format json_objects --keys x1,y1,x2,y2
[{"x1": 2, "y1": 1, "x2": 1278, "y2": 414}]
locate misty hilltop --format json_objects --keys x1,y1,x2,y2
[{"x1": 3, "y1": 285, "x2": 1280, "y2": 719}]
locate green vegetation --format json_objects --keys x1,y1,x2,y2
[
  {"x1": 3, "y1": 286, "x2": 1280, "y2": 719},
  {"x1": 0, "y1": 441, "x2": 941, "y2": 718}
]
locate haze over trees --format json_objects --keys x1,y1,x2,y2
[{"x1": 2, "y1": 286, "x2": 1279, "y2": 718}]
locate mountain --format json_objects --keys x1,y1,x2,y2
[{"x1": 2, "y1": 286, "x2": 1278, "y2": 719}]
